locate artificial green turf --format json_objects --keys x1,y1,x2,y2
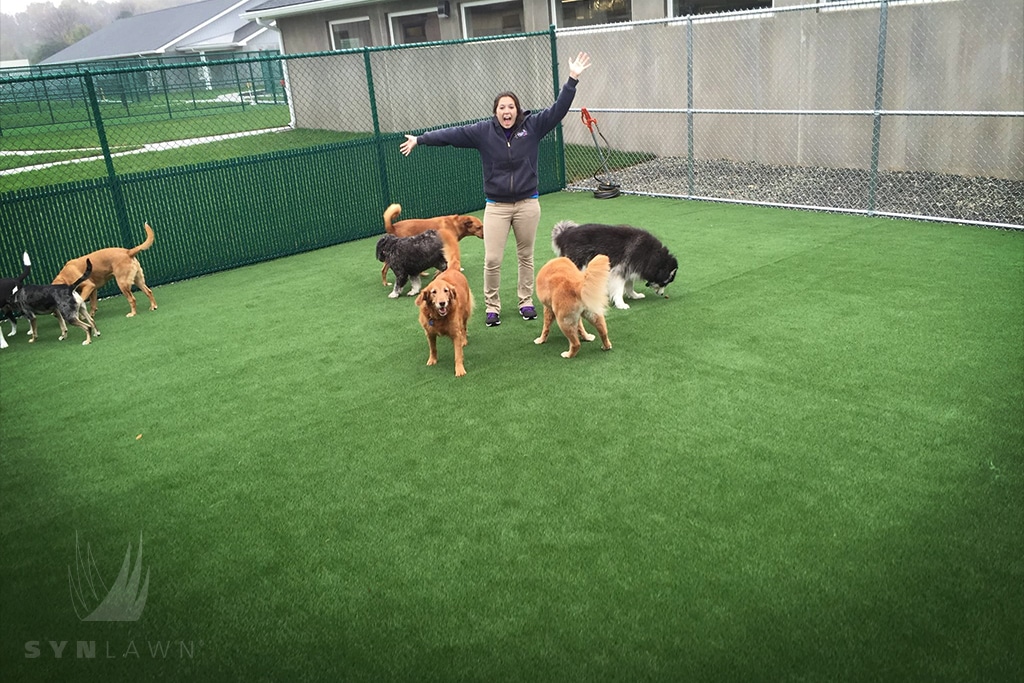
[{"x1": 1, "y1": 193, "x2": 1021, "y2": 682}]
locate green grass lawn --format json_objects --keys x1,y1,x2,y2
[
  {"x1": 0, "y1": 194, "x2": 1021, "y2": 682},
  {"x1": 0, "y1": 106, "x2": 291, "y2": 151},
  {"x1": 0, "y1": 126, "x2": 365, "y2": 192}
]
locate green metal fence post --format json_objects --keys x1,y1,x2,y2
[
  {"x1": 364, "y1": 47, "x2": 391, "y2": 209},
  {"x1": 186, "y1": 64, "x2": 197, "y2": 109},
  {"x1": 248, "y1": 61, "x2": 258, "y2": 104},
  {"x1": 869, "y1": 0, "x2": 889, "y2": 215},
  {"x1": 161, "y1": 68, "x2": 173, "y2": 119},
  {"x1": 83, "y1": 71, "x2": 132, "y2": 247},
  {"x1": 549, "y1": 24, "x2": 566, "y2": 189},
  {"x1": 234, "y1": 62, "x2": 246, "y2": 111},
  {"x1": 41, "y1": 78, "x2": 56, "y2": 126}
]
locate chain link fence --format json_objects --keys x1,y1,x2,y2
[
  {"x1": 0, "y1": 1, "x2": 1020, "y2": 295},
  {"x1": 557, "y1": 0, "x2": 1023, "y2": 228},
  {"x1": 0, "y1": 53, "x2": 287, "y2": 135},
  {"x1": 0, "y1": 32, "x2": 560, "y2": 292}
]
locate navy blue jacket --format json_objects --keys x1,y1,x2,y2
[{"x1": 415, "y1": 78, "x2": 579, "y2": 203}]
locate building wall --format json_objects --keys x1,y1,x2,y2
[
  {"x1": 276, "y1": 0, "x2": 675, "y2": 52},
  {"x1": 273, "y1": 0, "x2": 1023, "y2": 179}
]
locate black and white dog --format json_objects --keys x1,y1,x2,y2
[
  {"x1": 0, "y1": 252, "x2": 31, "y2": 350},
  {"x1": 551, "y1": 220, "x2": 678, "y2": 309},
  {"x1": 16, "y1": 259, "x2": 101, "y2": 345},
  {"x1": 375, "y1": 231, "x2": 448, "y2": 298}
]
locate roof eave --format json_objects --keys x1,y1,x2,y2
[
  {"x1": 240, "y1": 0, "x2": 375, "y2": 21},
  {"x1": 43, "y1": 49, "x2": 164, "y2": 65},
  {"x1": 176, "y1": 43, "x2": 244, "y2": 53}
]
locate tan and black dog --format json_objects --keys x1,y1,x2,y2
[{"x1": 52, "y1": 223, "x2": 157, "y2": 317}]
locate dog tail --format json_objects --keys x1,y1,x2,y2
[
  {"x1": 550, "y1": 220, "x2": 578, "y2": 255},
  {"x1": 70, "y1": 259, "x2": 93, "y2": 291},
  {"x1": 127, "y1": 223, "x2": 155, "y2": 258},
  {"x1": 581, "y1": 254, "x2": 610, "y2": 315},
  {"x1": 439, "y1": 229, "x2": 461, "y2": 271},
  {"x1": 383, "y1": 204, "x2": 402, "y2": 234},
  {"x1": 16, "y1": 252, "x2": 31, "y2": 285}
]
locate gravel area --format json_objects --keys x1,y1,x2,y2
[{"x1": 569, "y1": 157, "x2": 1024, "y2": 228}]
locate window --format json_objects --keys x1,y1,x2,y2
[
  {"x1": 329, "y1": 17, "x2": 372, "y2": 50},
  {"x1": 389, "y1": 9, "x2": 442, "y2": 45},
  {"x1": 558, "y1": 0, "x2": 631, "y2": 29},
  {"x1": 671, "y1": 0, "x2": 771, "y2": 16},
  {"x1": 463, "y1": 1, "x2": 525, "y2": 38}
]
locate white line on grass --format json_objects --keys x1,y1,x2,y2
[{"x1": 0, "y1": 126, "x2": 293, "y2": 175}]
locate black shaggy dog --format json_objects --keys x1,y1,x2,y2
[
  {"x1": 0, "y1": 251, "x2": 31, "y2": 349},
  {"x1": 375, "y1": 230, "x2": 448, "y2": 298},
  {"x1": 551, "y1": 220, "x2": 678, "y2": 310}
]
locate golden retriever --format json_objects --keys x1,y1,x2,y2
[
  {"x1": 415, "y1": 233, "x2": 474, "y2": 377},
  {"x1": 533, "y1": 255, "x2": 612, "y2": 358},
  {"x1": 381, "y1": 203, "x2": 483, "y2": 286},
  {"x1": 52, "y1": 223, "x2": 157, "y2": 317}
]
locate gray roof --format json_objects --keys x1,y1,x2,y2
[
  {"x1": 247, "y1": 0, "x2": 321, "y2": 10},
  {"x1": 242, "y1": 0, "x2": 375, "y2": 19},
  {"x1": 41, "y1": 0, "x2": 274, "y2": 65}
]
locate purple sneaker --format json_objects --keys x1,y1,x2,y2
[
  {"x1": 485, "y1": 312, "x2": 501, "y2": 327},
  {"x1": 519, "y1": 306, "x2": 537, "y2": 320}
]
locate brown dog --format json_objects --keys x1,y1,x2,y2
[
  {"x1": 415, "y1": 233, "x2": 474, "y2": 377},
  {"x1": 52, "y1": 223, "x2": 157, "y2": 318},
  {"x1": 534, "y1": 255, "x2": 612, "y2": 358},
  {"x1": 381, "y1": 203, "x2": 483, "y2": 286}
]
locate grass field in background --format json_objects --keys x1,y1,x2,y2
[
  {"x1": 0, "y1": 193, "x2": 1021, "y2": 682},
  {"x1": 0, "y1": 105, "x2": 291, "y2": 151},
  {"x1": 0, "y1": 125, "x2": 364, "y2": 192}
]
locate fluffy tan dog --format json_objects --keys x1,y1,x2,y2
[
  {"x1": 415, "y1": 234, "x2": 474, "y2": 377},
  {"x1": 381, "y1": 203, "x2": 483, "y2": 286},
  {"x1": 533, "y1": 255, "x2": 612, "y2": 358},
  {"x1": 52, "y1": 223, "x2": 157, "y2": 317}
]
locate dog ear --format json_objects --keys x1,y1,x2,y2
[
  {"x1": 448, "y1": 287, "x2": 457, "y2": 301},
  {"x1": 415, "y1": 289, "x2": 429, "y2": 306}
]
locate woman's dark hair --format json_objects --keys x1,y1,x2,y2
[{"x1": 493, "y1": 91, "x2": 524, "y2": 127}]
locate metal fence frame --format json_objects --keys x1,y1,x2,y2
[{"x1": 556, "y1": 0, "x2": 1023, "y2": 230}]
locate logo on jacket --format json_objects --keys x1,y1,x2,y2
[{"x1": 515, "y1": 129, "x2": 528, "y2": 138}]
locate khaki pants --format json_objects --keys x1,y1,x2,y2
[{"x1": 482, "y1": 198, "x2": 541, "y2": 314}]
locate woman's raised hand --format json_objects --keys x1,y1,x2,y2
[{"x1": 568, "y1": 52, "x2": 592, "y2": 80}]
